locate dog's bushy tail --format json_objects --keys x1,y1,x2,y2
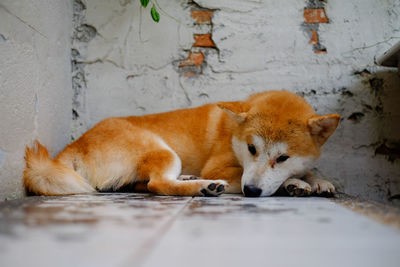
[{"x1": 23, "y1": 140, "x2": 95, "y2": 196}]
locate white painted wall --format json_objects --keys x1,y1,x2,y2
[
  {"x1": 0, "y1": 0, "x2": 73, "y2": 200},
  {"x1": 73, "y1": 0, "x2": 400, "y2": 204}
]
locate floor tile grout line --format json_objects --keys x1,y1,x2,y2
[{"x1": 119, "y1": 196, "x2": 195, "y2": 267}]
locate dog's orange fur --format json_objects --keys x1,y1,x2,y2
[{"x1": 23, "y1": 90, "x2": 340, "y2": 196}]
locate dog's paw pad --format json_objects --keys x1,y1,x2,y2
[
  {"x1": 285, "y1": 182, "x2": 311, "y2": 197},
  {"x1": 201, "y1": 188, "x2": 212, "y2": 196},
  {"x1": 208, "y1": 183, "x2": 216, "y2": 190},
  {"x1": 178, "y1": 175, "x2": 199, "y2": 181},
  {"x1": 201, "y1": 181, "x2": 226, "y2": 197},
  {"x1": 216, "y1": 184, "x2": 224, "y2": 192},
  {"x1": 286, "y1": 184, "x2": 296, "y2": 192}
]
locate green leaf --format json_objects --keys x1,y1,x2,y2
[
  {"x1": 140, "y1": 0, "x2": 150, "y2": 8},
  {"x1": 150, "y1": 4, "x2": 160, "y2": 23}
]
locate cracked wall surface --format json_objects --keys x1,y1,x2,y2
[
  {"x1": 72, "y1": 0, "x2": 400, "y2": 204},
  {"x1": 0, "y1": 0, "x2": 73, "y2": 200}
]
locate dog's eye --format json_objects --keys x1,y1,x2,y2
[
  {"x1": 276, "y1": 155, "x2": 290, "y2": 163},
  {"x1": 247, "y1": 144, "x2": 256, "y2": 155}
]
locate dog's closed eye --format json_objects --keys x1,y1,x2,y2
[{"x1": 276, "y1": 155, "x2": 290, "y2": 163}]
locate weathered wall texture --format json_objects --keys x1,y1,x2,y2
[
  {"x1": 0, "y1": 0, "x2": 73, "y2": 200},
  {"x1": 73, "y1": 0, "x2": 400, "y2": 204}
]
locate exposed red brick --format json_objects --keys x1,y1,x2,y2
[
  {"x1": 193, "y1": 34, "x2": 215, "y2": 48},
  {"x1": 184, "y1": 72, "x2": 196, "y2": 77},
  {"x1": 304, "y1": 8, "x2": 328, "y2": 23},
  {"x1": 315, "y1": 49, "x2": 327, "y2": 54},
  {"x1": 191, "y1": 10, "x2": 214, "y2": 24},
  {"x1": 309, "y1": 30, "x2": 319, "y2": 44},
  {"x1": 179, "y1": 52, "x2": 205, "y2": 67}
]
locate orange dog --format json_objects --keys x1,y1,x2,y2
[{"x1": 24, "y1": 90, "x2": 340, "y2": 197}]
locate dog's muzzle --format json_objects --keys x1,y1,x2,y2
[{"x1": 243, "y1": 185, "x2": 262, "y2": 197}]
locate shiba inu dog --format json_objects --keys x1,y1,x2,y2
[{"x1": 24, "y1": 90, "x2": 340, "y2": 197}]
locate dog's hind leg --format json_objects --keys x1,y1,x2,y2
[{"x1": 138, "y1": 149, "x2": 226, "y2": 196}]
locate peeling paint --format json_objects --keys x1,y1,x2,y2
[
  {"x1": 339, "y1": 88, "x2": 354, "y2": 97},
  {"x1": 369, "y1": 77, "x2": 384, "y2": 96},
  {"x1": 305, "y1": 0, "x2": 326, "y2": 9},
  {"x1": 354, "y1": 69, "x2": 371, "y2": 77},
  {"x1": 74, "y1": 24, "x2": 97, "y2": 42},
  {"x1": 347, "y1": 112, "x2": 364, "y2": 123},
  {"x1": 178, "y1": 1, "x2": 219, "y2": 77},
  {"x1": 302, "y1": 0, "x2": 328, "y2": 53},
  {"x1": 71, "y1": 0, "x2": 91, "y2": 139},
  {"x1": 375, "y1": 141, "x2": 400, "y2": 163}
]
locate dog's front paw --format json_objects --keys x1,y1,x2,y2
[
  {"x1": 178, "y1": 175, "x2": 199, "y2": 181},
  {"x1": 283, "y1": 178, "x2": 312, "y2": 197},
  {"x1": 200, "y1": 180, "x2": 227, "y2": 197},
  {"x1": 310, "y1": 178, "x2": 335, "y2": 197}
]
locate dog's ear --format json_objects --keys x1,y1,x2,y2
[
  {"x1": 308, "y1": 114, "x2": 340, "y2": 146},
  {"x1": 217, "y1": 101, "x2": 250, "y2": 124}
]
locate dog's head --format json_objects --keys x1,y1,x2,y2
[{"x1": 217, "y1": 90, "x2": 340, "y2": 197}]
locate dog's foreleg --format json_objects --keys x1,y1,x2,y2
[
  {"x1": 138, "y1": 149, "x2": 226, "y2": 196},
  {"x1": 177, "y1": 175, "x2": 199, "y2": 181},
  {"x1": 202, "y1": 167, "x2": 242, "y2": 193},
  {"x1": 201, "y1": 156, "x2": 242, "y2": 194}
]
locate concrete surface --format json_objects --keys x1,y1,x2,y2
[
  {"x1": 71, "y1": 0, "x2": 400, "y2": 204},
  {"x1": 376, "y1": 41, "x2": 400, "y2": 69},
  {"x1": 0, "y1": 194, "x2": 400, "y2": 267},
  {"x1": 0, "y1": 0, "x2": 73, "y2": 200}
]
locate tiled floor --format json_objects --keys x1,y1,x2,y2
[{"x1": 0, "y1": 194, "x2": 400, "y2": 267}]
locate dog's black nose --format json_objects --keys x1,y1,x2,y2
[{"x1": 243, "y1": 185, "x2": 262, "y2": 197}]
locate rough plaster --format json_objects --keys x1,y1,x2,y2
[
  {"x1": 0, "y1": 0, "x2": 73, "y2": 200},
  {"x1": 71, "y1": 0, "x2": 400, "y2": 204}
]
